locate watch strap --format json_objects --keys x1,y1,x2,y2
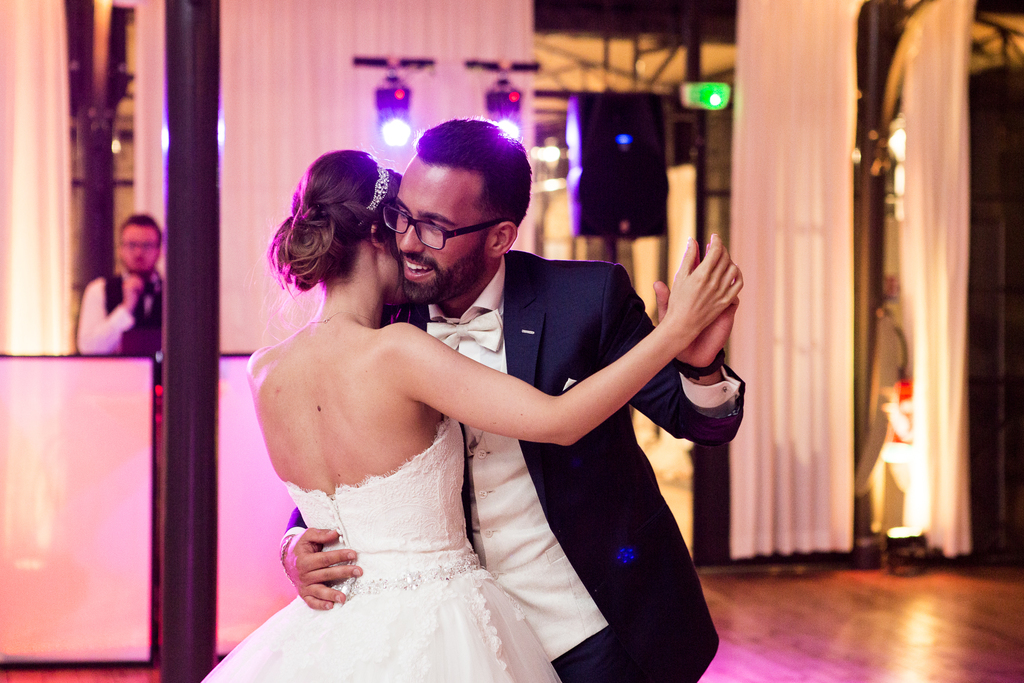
[{"x1": 673, "y1": 348, "x2": 726, "y2": 381}]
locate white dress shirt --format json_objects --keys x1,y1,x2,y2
[
  {"x1": 76, "y1": 277, "x2": 135, "y2": 354},
  {"x1": 77, "y1": 273, "x2": 162, "y2": 355}
]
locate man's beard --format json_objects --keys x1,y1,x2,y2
[{"x1": 400, "y1": 241, "x2": 488, "y2": 306}]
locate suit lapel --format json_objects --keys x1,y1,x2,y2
[
  {"x1": 502, "y1": 253, "x2": 549, "y2": 514},
  {"x1": 503, "y1": 253, "x2": 542, "y2": 386}
]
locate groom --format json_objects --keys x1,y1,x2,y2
[{"x1": 282, "y1": 118, "x2": 744, "y2": 683}]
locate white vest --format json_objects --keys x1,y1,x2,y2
[{"x1": 427, "y1": 260, "x2": 608, "y2": 660}]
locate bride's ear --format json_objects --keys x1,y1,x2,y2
[
  {"x1": 368, "y1": 224, "x2": 391, "y2": 255},
  {"x1": 369, "y1": 223, "x2": 385, "y2": 247}
]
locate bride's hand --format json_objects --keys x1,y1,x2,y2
[{"x1": 654, "y1": 234, "x2": 743, "y2": 366}]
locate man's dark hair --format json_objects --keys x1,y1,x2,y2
[
  {"x1": 415, "y1": 119, "x2": 532, "y2": 227},
  {"x1": 120, "y1": 214, "x2": 163, "y2": 247}
]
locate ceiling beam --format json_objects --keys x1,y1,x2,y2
[{"x1": 535, "y1": 1, "x2": 736, "y2": 43}]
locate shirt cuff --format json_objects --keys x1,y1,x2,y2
[{"x1": 680, "y1": 366, "x2": 741, "y2": 418}]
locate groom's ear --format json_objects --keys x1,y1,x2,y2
[{"x1": 486, "y1": 220, "x2": 518, "y2": 256}]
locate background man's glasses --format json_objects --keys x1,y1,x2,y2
[
  {"x1": 382, "y1": 205, "x2": 506, "y2": 250},
  {"x1": 121, "y1": 242, "x2": 160, "y2": 252}
]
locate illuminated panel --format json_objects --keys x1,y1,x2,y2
[
  {"x1": 216, "y1": 356, "x2": 296, "y2": 653},
  {"x1": 0, "y1": 357, "x2": 153, "y2": 662}
]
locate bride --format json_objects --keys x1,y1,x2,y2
[{"x1": 202, "y1": 150, "x2": 741, "y2": 682}]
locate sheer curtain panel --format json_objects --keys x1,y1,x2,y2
[
  {"x1": 0, "y1": 0, "x2": 72, "y2": 354},
  {"x1": 132, "y1": 0, "x2": 166, "y2": 227},
  {"x1": 899, "y1": 0, "x2": 975, "y2": 557},
  {"x1": 729, "y1": 0, "x2": 861, "y2": 558}
]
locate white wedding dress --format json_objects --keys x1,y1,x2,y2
[{"x1": 203, "y1": 416, "x2": 561, "y2": 683}]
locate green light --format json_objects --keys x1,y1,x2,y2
[{"x1": 681, "y1": 82, "x2": 731, "y2": 110}]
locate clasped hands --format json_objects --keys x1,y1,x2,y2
[{"x1": 654, "y1": 234, "x2": 742, "y2": 382}]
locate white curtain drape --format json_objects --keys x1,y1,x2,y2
[
  {"x1": 135, "y1": 0, "x2": 535, "y2": 353},
  {"x1": 899, "y1": 0, "x2": 975, "y2": 557},
  {"x1": 729, "y1": 0, "x2": 860, "y2": 558},
  {"x1": 133, "y1": 0, "x2": 166, "y2": 226},
  {"x1": 0, "y1": 0, "x2": 72, "y2": 355}
]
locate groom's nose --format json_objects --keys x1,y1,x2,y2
[{"x1": 397, "y1": 226, "x2": 425, "y2": 253}]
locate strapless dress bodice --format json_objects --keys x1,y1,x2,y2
[{"x1": 285, "y1": 417, "x2": 477, "y2": 590}]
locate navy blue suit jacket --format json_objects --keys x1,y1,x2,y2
[{"x1": 292, "y1": 250, "x2": 744, "y2": 682}]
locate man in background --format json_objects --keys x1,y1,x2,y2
[{"x1": 76, "y1": 213, "x2": 163, "y2": 355}]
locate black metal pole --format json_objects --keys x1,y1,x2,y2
[
  {"x1": 68, "y1": 0, "x2": 115, "y2": 296},
  {"x1": 161, "y1": 0, "x2": 220, "y2": 679},
  {"x1": 685, "y1": 0, "x2": 730, "y2": 566},
  {"x1": 686, "y1": 9, "x2": 707, "y2": 250},
  {"x1": 853, "y1": 0, "x2": 899, "y2": 570}
]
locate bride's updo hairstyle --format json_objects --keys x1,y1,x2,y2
[{"x1": 270, "y1": 150, "x2": 399, "y2": 291}]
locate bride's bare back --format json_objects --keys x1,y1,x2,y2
[{"x1": 248, "y1": 318, "x2": 443, "y2": 493}]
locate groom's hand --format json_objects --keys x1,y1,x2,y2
[
  {"x1": 283, "y1": 528, "x2": 362, "y2": 610},
  {"x1": 676, "y1": 301, "x2": 738, "y2": 369}
]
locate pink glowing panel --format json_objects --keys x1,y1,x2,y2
[
  {"x1": 0, "y1": 357, "x2": 153, "y2": 662},
  {"x1": 216, "y1": 356, "x2": 296, "y2": 654}
]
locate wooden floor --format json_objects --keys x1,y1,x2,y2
[
  {"x1": 3, "y1": 565, "x2": 1022, "y2": 682},
  {"x1": 700, "y1": 564, "x2": 1024, "y2": 683}
]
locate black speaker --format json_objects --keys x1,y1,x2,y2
[{"x1": 567, "y1": 93, "x2": 669, "y2": 237}]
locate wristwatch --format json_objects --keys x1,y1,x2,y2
[{"x1": 673, "y1": 348, "x2": 726, "y2": 381}]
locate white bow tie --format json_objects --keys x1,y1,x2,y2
[{"x1": 427, "y1": 309, "x2": 503, "y2": 353}]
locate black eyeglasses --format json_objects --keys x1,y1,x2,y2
[
  {"x1": 121, "y1": 241, "x2": 160, "y2": 252},
  {"x1": 382, "y1": 205, "x2": 507, "y2": 250}
]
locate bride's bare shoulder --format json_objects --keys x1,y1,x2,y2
[
  {"x1": 377, "y1": 321, "x2": 423, "y2": 342},
  {"x1": 246, "y1": 344, "x2": 275, "y2": 383},
  {"x1": 374, "y1": 322, "x2": 441, "y2": 360},
  {"x1": 246, "y1": 344, "x2": 280, "y2": 398},
  {"x1": 246, "y1": 332, "x2": 307, "y2": 393}
]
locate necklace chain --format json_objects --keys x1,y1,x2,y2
[
  {"x1": 315, "y1": 312, "x2": 340, "y2": 324},
  {"x1": 314, "y1": 310, "x2": 372, "y2": 326}
]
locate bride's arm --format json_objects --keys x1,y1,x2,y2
[{"x1": 384, "y1": 238, "x2": 742, "y2": 446}]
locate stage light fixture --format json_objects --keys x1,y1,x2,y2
[
  {"x1": 486, "y1": 77, "x2": 523, "y2": 139},
  {"x1": 381, "y1": 118, "x2": 412, "y2": 147},
  {"x1": 377, "y1": 74, "x2": 412, "y2": 147},
  {"x1": 465, "y1": 60, "x2": 538, "y2": 140},
  {"x1": 496, "y1": 119, "x2": 521, "y2": 139},
  {"x1": 885, "y1": 526, "x2": 927, "y2": 575}
]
